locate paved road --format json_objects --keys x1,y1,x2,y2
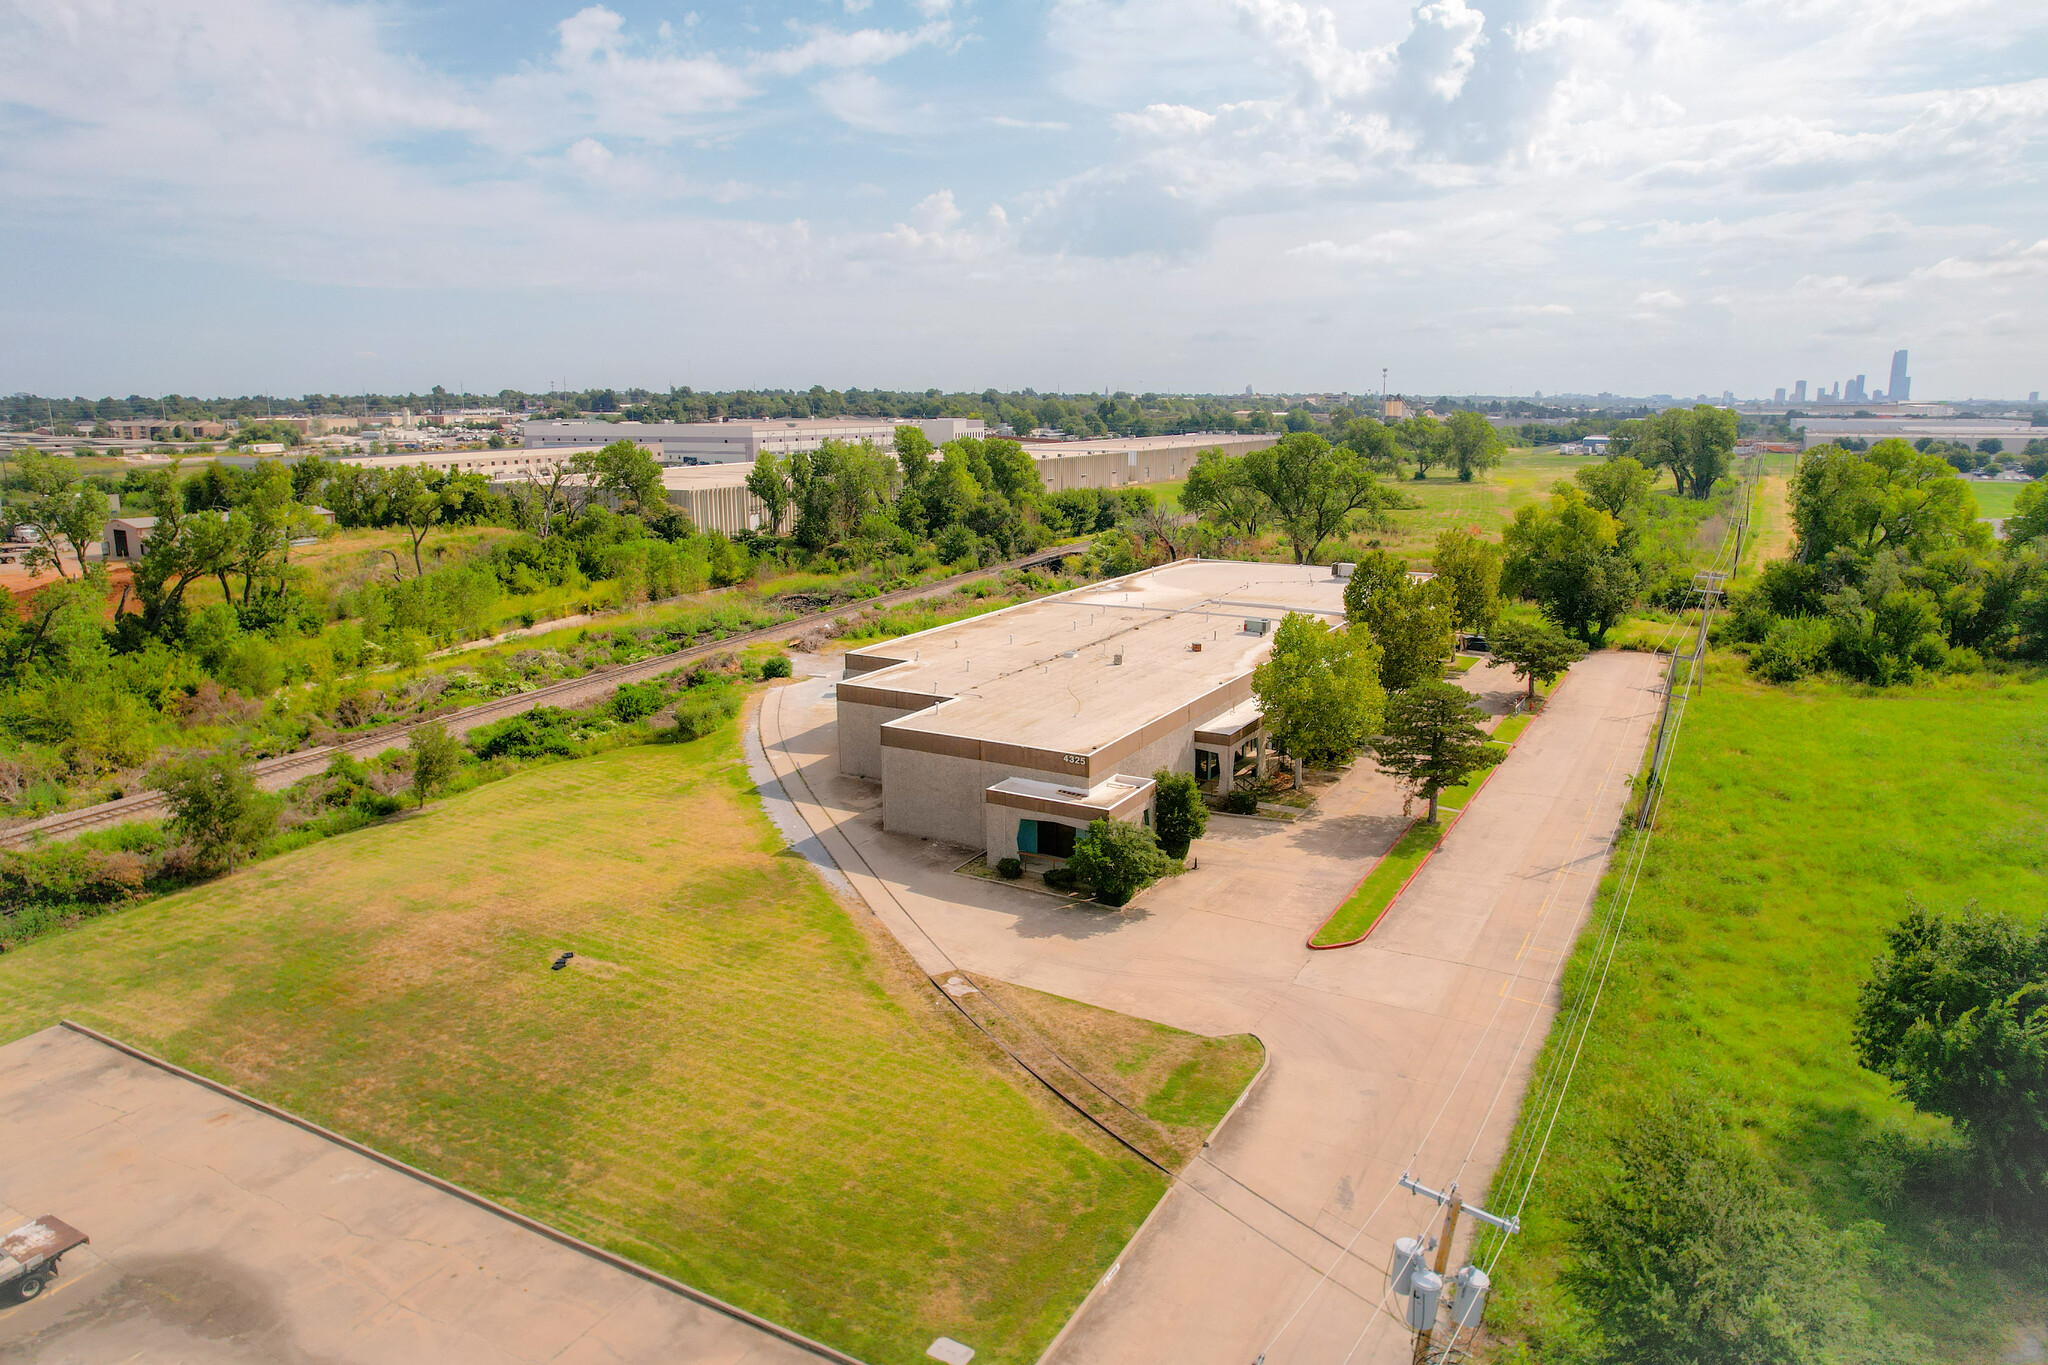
[
  {"x1": 755, "y1": 649, "x2": 1665, "y2": 1365},
  {"x1": 0, "y1": 1026, "x2": 846, "y2": 1365}
]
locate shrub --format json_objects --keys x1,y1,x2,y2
[
  {"x1": 1066, "y1": 817, "x2": 1168, "y2": 907},
  {"x1": 665, "y1": 682, "x2": 742, "y2": 743},
  {"x1": 1151, "y1": 769, "x2": 1208, "y2": 858},
  {"x1": 1750, "y1": 615, "x2": 1834, "y2": 682},
  {"x1": 1564, "y1": 1093, "x2": 1898, "y2": 1364},
  {"x1": 995, "y1": 856, "x2": 1023, "y2": 879},
  {"x1": 608, "y1": 682, "x2": 665, "y2": 722},
  {"x1": 760, "y1": 654, "x2": 793, "y2": 680},
  {"x1": 1224, "y1": 790, "x2": 1260, "y2": 815},
  {"x1": 1041, "y1": 866, "x2": 1078, "y2": 890},
  {"x1": 468, "y1": 707, "x2": 578, "y2": 761},
  {"x1": 152, "y1": 751, "x2": 278, "y2": 873}
]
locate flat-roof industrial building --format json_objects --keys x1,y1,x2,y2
[
  {"x1": 837, "y1": 560, "x2": 1345, "y2": 862},
  {"x1": 520, "y1": 417, "x2": 985, "y2": 465}
]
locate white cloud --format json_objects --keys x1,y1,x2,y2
[
  {"x1": 1635, "y1": 291, "x2": 1684, "y2": 308},
  {"x1": 752, "y1": 21, "x2": 950, "y2": 78},
  {"x1": 814, "y1": 72, "x2": 919, "y2": 133},
  {"x1": 990, "y1": 116, "x2": 1073, "y2": 131}
]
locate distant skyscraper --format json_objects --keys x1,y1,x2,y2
[
  {"x1": 1722, "y1": 390, "x2": 1735, "y2": 406},
  {"x1": 2033, "y1": 390, "x2": 2041, "y2": 403},
  {"x1": 1846, "y1": 375, "x2": 1868, "y2": 403},
  {"x1": 1831, "y1": 381, "x2": 1841, "y2": 400},
  {"x1": 1793, "y1": 380, "x2": 1807, "y2": 403},
  {"x1": 1774, "y1": 387, "x2": 1787, "y2": 403},
  {"x1": 1888, "y1": 349, "x2": 1910, "y2": 403}
]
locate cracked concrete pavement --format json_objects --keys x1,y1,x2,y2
[
  {"x1": 754, "y1": 648, "x2": 1665, "y2": 1365},
  {"x1": 0, "y1": 1026, "x2": 834, "y2": 1365}
]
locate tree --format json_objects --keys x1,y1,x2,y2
[
  {"x1": 1151, "y1": 768, "x2": 1208, "y2": 859},
  {"x1": 1338, "y1": 416, "x2": 1404, "y2": 477},
  {"x1": 1563, "y1": 1093, "x2": 1892, "y2": 1365},
  {"x1": 2007, "y1": 480, "x2": 2048, "y2": 546},
  {"x1": 381, "y1": 467, "x2": 463, "y2": 576},
  {"x1": 1430, "y1": 529, "x2": 1502, "y2": 636},
  {"x1": 1066, "y1": 817, "x2": 1168, "y2": 907},
  {"x1": 1573, "y1": 455, "x2": 1656, "y2": 518},
  {"x1": 1179, "y1": 448, "x2": 1266, "y2": 537},
  {"x1": 1502, "y1": 485, "x2": 1642, "y2": 645},
  {"x1": 1445, "y1": 410, "x2": 1504, "y2": 483},
  {"x1": 407, "y1": 721, "x2": 464, "y2": 809},
  {"x1": 1854, "y1": 901, "x2": 2048, "y2": 1205},
  {"x1": 1790, "y1": 439, "x2": 1979, "y2": 564},
  {"x1": 1371, "y1": 680, "x2": 1501, "y2": 822},
  {"x1": 9, "y1": 450, "x2": 109, "y2": 580},
  {"x1": 1488, "y1": 619, "x2": 1587, "y2": 703},
  {"x1": 1236, "y1": 433, "x2": 1394, "y2": 564},
  {"x1": 1618, "y1": 404, "x2": 1738, "y2": 499},
  {"x1": 155, "y1": 750, "x2": 276, "y2": 872},
  {"x1": 1251, "y1": 612, "x2": 1385, "y2": 787},
  {"x1": 1396, "y1": 414, "x2": 1448, "y2": 480},
  {"x1": 892, "y1": 425, "x2": 935, "y2": 488},
  {"x1": 579, "y1": 439, "x2": 665, "y2": 516},
  {"x1": 1344, "y1": 551, "x2": 1457, "y2": 690},
  {"x1": 745, "y1": 451, "x2": 793, "y2": 535}
]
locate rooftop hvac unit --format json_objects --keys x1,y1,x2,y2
[
  {"x1": 1333, "y1": 562, "x2": 1356, "y2": 579},
  {"x1": 1244, "y1": 618, "x2": 1270, "y2": 636},
  {"x1": 1189, "y1": 642, "x2": 1203, "y2": 653},
  {"x1": 1111, "y1": 653, "x2": 1124, "y2": 666}
]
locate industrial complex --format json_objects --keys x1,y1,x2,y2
[
  {"x1": 519, "y1": 416, "x2": 987, "y2": 464},
  {"x1": 836, "y1": 559, "x2": 1344, "y2": 861}
]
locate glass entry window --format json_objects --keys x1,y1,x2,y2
[
  {"x1": 1195, "y1": 749, "x2": 1222, "y2": 788},
  {"x1": 1017, "y1": 819, "x2": 1077, "y2": 858}
]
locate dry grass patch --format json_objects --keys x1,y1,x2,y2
[{"x1": 966, "y1": 974, "x2": 1264, "y2": 1167}]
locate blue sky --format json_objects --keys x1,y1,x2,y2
[{"x1": 3, "y1": 0, "x2": 2045, "y2": 399}]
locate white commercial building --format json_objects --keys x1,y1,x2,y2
[
  {"x1": 836, "y1": 560, "x2": 1346, "y2": 863},
  {"x1": 520, "y1": 417, "x2": 986, "y2": 465}
]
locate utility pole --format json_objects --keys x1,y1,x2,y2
[{"x1": 1392, "y1": 1174, "x2": 1517, "y2": 1364}]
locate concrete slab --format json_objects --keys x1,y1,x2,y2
[
  {"x1": 0, "y1": 1026, "x2": 850, "y2": 1365},
  {"x1": 754, "y1": 647, "x2": 1665, "y2": 1365}
]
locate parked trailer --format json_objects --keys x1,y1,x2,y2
[{"x1": 0, "y1": 1216, "x2": 87, "y2": 1304}]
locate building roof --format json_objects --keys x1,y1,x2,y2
[{"x1": 843, "y1": 560, "x2": 1346, "y2": 761}]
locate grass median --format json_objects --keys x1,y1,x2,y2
[
  {"x1": 0, "y1": 720, "x2": 1190, "y2": 1364},
  {"x1": 1309, "y1": 820, "x2": 1445, "y2": 947}
]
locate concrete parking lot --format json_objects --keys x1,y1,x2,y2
[
  {"x1": 0, "y1": 1025, "x2": 841, "y2": 1365},
  {"x1": 755, "y1": 649, "x2": 1665, "y2": 1365}
]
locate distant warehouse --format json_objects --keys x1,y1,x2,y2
[
  {"x1": 521, "y1": 416, "x2": 985, "y2": 465},
  {"x1": 837, "y1": 560, "x2": 1344, "y2": 862}
]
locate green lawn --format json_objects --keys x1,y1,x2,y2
[
  {"x1": 0, "y1": 723, "x2": 1179, "y2": 1364},
  {"x1": 1491, "y1": 712, "x2": 1535, "y2": 743},
  {"x1": 1966, "y1": 477, "x2": 2036, "y2": 521},
  {"x1": 1482, "y1": 663, "x2": 2048, "y2": 1362},
  {"x1": 1435, "y1": 746, "x2": 1510, "y2": 812},
  {"x1": 1374, "y1": 446, "x2": 1604, "y2": 561},
  {"x1": 1309, "y1": 820, "x2": 1445, "y2": 947}
]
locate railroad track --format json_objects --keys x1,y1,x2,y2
[{"x1": 2, "y1": 547, "x2": 1077, "y2": 849}]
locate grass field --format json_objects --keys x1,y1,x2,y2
[
  {"x1": 1482, "y1": 663, "x2": 2048, "y2": 1361},
  {"x1": 1966, "y1": 477, "x2": 2036, "y2": 521},
  {"x1": 0, "y1": 720, "x2": 1225, "y2": 1364},
  {"x1": 1309, "y1": 820, "x2": 1443, "y2": 947}
]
